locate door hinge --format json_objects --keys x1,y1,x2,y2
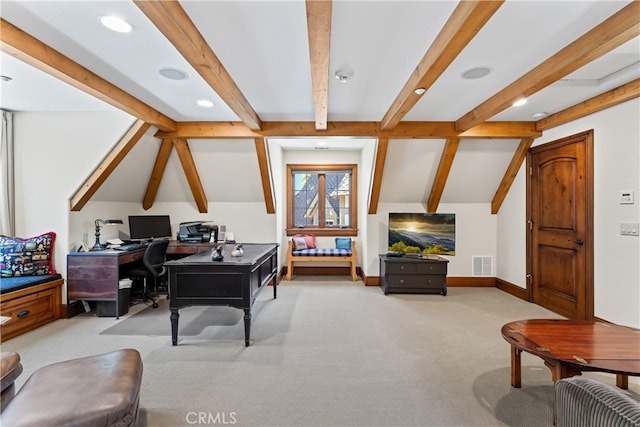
[
  {"x1": 526, "y1": 273, "x2": 532, "y2": 284},
  {"x1": 529, "y1": 166, "x2": 533, "y2": 175},
  {"x1": 528, "y1": 220, "x2": 533, "y2": 230}
]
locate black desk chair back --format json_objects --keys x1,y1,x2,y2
[{"x1": 129, "y1": 239, "x2": 169, "y2": 308}]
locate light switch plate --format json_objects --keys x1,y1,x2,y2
[
  {"x1": 620, "y1": 223, "x2": 639, "y2": 236},
  {"x1": 620, "y1": 190, "x2": 634, "y2": 204}
]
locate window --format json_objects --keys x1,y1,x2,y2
[{"x1": 286, "y1": 164, "x2": 357, "y2": 236}]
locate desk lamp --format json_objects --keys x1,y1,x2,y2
[{"x1": 92, "y1": 219, "x2": 123, "y2": 251}]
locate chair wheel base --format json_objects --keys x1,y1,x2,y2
[{"x1": 152, "y1": 302, "x2": 158, "y2": 309}]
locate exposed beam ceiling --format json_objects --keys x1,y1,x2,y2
[
  {"x1": 0, "y1": 19, "x2": 176, "y2": 132},
  {"x1": 536, "y1": 78, "x2": 640, "y2": 131},
  {"x1": 155, "y1": 121, "x2": 541, "y2": 139},
  {"x1": 426, "y1": 138, "x2": 460, "y2": 213},
  {"x1": 368, "y1": 137, "x2": 388, "y2": 215},
  {"x1": 380, "y1": 1, "x2": 503, "y2": 130},
  {"x1": 306, "y1": 0, "x2": 332, "y2": 131},
  {"x1": 3, "y1": 1, "x2": 639, "y2": 214},
  {"x1": 70, "y1": 120, "x2": 151, "y2": 211},
  {"x1": 143, "y1": 138, "x2": 174, "y2": 210},
  {"x1": 134, "y1": 0, "x2": 263, "y2": 131},
  {"x1": 455, "y1": 1, "x2": 640, "y2": 131}
]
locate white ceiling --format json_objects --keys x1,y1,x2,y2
[
  {"x1": 2, "y1": 0, "x2": 637, "y2": 122},
  {"x1": 1, "y1": 1, "x2": 638, "y2": 207}
]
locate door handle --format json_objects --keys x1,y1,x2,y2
[{"x1": 569, "y1": 239, "x2": 584, "y2": 246}]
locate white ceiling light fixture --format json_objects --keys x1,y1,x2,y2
[
  {"x1": 414, "y1": 87, "x2": 426, "y2": 95},
  {"x1": 100, "y1": 16, "x2": 134, "y2": 33},
  {"x1": 334, "y1": 68, "x2": 354, "y2": 83},
  {"x1": 532, "y1": 112, "x2": 548, "y2": 119},
  {"x1": 512, "y1": 98, "x2": 527, "y2": 107},
  {"x1": 461, "y1": 66, "x2": 492, "y2": 80},
  {"x1": 197, "y1": 99, "x2": 214, "y2": 108},
  {"x1": 159, "y1": 68, "x2": 188, "y2": 81}
]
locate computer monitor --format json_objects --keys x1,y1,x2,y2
[{"x1": 128, "y1": 215, "x2": 172, "y2": 241}]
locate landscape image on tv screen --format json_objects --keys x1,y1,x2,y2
[{"x1": 388, "y1": 213, "x2": 455, "y2": 255}]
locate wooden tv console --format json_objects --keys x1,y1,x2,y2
[{"x1": 379, "y1": 254, "x2": 448, "y2": 295}]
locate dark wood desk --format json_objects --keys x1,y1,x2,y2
[
  {"x1": 67, "y1": 241, "x2": 218, "y2": 318},
  {"x1": 165, "y1": 243, "x2": 278, "y2": 346},
  {"x1": 501, "y1": 319, "x2": 640, "y2": 389}
]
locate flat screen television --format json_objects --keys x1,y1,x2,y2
[
  {"x1": 128, "y1": 215, "x2": 172, "y2": 241},
  {"x1": 388, "y1": 213, "x2": 455, "y2": 255}
]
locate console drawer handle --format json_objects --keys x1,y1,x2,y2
[{"x1": 17, "y1": 310, "x2": 30, "y2": 318}]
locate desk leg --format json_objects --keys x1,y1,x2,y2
[
  {"x1": 170, "y1": 308, "x2": 180, "y2": 346},
  {"x1": 511, "y1": 345, "x2": 522, "y2": 388},
  {"x1": 243, "y1": 308, "x2": 251, "y2": 347},
  {"x1": 273, "y1": 276, "x2": 277, "y2": 299}
]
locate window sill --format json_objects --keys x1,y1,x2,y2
[{"x1": 286, "y1": 228, "x2": 358, "y2": 237}]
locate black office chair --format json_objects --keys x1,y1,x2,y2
[{"x1": 129, "y1": 239, "x2": 169, "y2": 309}]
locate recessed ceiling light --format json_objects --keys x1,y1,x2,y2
[
  {"x1": 1, "y1": 75, "x2": 12, "y2": 82},
  {"x1": 100, "y1": 16, "x2": 133, "y2": 33},
  {"x1": 513, "y1": 98, "x2": 527, "y2": 107},
  {"x1": 461, "y1": 66, "x2": 492, "y2": 80},
  {"x1": 197, "y1": 99, "x2": 214, "y2": 108},
  {"x1": 414, "y1": 87, "x2": 426, "y2": 95},
  {"x1": 532, "y1": 112, "x2": 548, "y2": 119},
  {"x1": 159, "y1": 68, "x2": 188, "y2": 81}
]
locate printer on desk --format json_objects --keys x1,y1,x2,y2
[{"x1": 177, "y1": 222, "x2": 218, "y2": 243}]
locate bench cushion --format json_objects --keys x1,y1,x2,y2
[
  {"x1": 292, "y1": 248, "x2": 352, "y2": 257},
  {"x1": 0, "y1": 274, "x2": 63, "y2": 295}
]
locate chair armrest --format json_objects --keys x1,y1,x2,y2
[{"x1": 1, "y1": 352, "x2": 23, "y2": 409}]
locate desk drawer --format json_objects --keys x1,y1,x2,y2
[{"x1": 386, "y1": 263, "x2": 417, "y2": 274}]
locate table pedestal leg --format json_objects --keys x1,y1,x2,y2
[
  {"x1": 511, "y1": 345, "x2": 521, "y2": 388},
  {"x1": 170, "y1": 309, "x2": 179, "y2": 346},
  {"x1": 244, "y1": 309, "x2": 251, "y2": 347}
]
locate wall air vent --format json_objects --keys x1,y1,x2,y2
[{"x1": 472, "y1": 256, "x2": 493, "y2": 276}]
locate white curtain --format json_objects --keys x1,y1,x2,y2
[{"x1": 0, "y1": 110, "x2": 15, "y2": 236}]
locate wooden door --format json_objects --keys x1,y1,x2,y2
[{"x1": 527, "y1": 131, "x2": 593, "y2": 319}]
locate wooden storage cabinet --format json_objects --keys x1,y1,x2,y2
[
  {"x1": 379, "y1": 255, "x2": 448, "y2": 295},
  {"x1": 0, "y1": 279, "x2": 63, "y2": 341}
]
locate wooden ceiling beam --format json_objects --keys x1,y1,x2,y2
[
  {"x1": 70, "y1": 120, "x2": 150, "y2": 211},
  {"x1": 142, "y1": 138, "x2": 174, "y2": 210},
  {"x1": 426, "y1": 138, "x2": 460, "y2": 213},
  {"x1": 536, "y1": 78, "x2": 640, "y2": 131},
  {"x1": 306, "y1": 0, "x2": 332, "y2": 131},
  {"x1": 491, "y1": 137, "x2": 534, "y2": 214},
  {"x1": 172, "y1": 138, "x2": 208, "y2": 213},
  {"x1": 134, "y1": 0, "x2": 262, "y2": 131},
  {"x1": 0, "y1": 19, "x2": 176, "y2": 132},
  {"x1": 455, "y1": 1, "x2": 640, "y2": 131},
  {"x1": 254, "y1": 138, "x2": 276, "y2": 214},
  {"x1": 368, "y1": 138, "x2": 389, "y2": 214},
  {"x1": 381, "y1": 0, "x2": 503, "y2": 130},
  {"x1": 155, "y1": 121, "x2": 541, "y2": 139}
]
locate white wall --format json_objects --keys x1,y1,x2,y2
[
  {"x1": 368, "y1": 202, "x2": 497, "y2": 277},
  {"x1": 497, "y1": 99, "x2": 640, "y2": 327},
  {"x1": 14, "y1": 111, "x2": 135, "y2": 279}
]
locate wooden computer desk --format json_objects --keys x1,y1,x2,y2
[{"x1": 67, "y1": 240, "x2": 218, "y2": 318}]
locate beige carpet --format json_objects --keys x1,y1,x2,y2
[{"x1": 4, "y1": 279, "x2": 639, "y2": 427}]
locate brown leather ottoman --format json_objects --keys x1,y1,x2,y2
[{"x1": 1, "y1": 349, "x2": 143, "y2": 427}]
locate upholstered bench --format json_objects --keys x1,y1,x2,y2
[
  {"x1": 286, "y1": 235, "x2": 357, "y2": 281},
  {"x1": 1, "y1": 349, "x2": 143, "y2": 427}
]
